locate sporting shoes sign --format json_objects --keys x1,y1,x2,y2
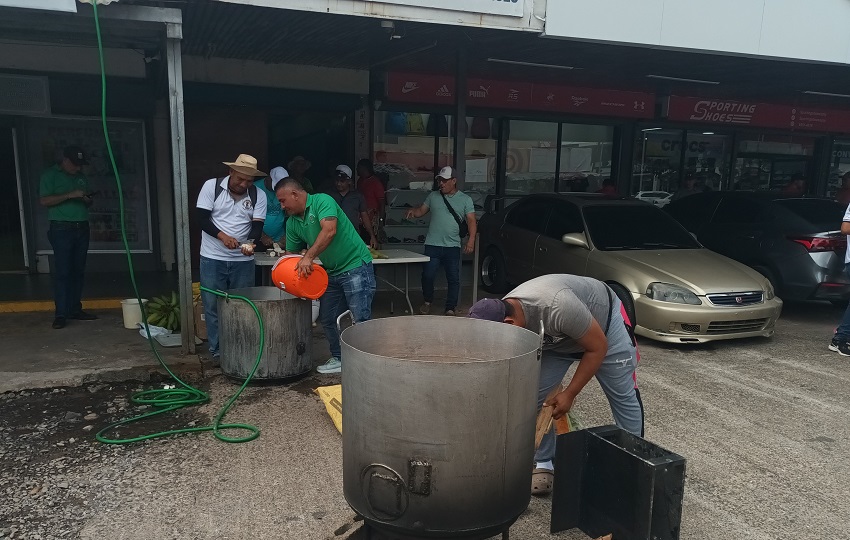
[
  {"x1": 361, "y1": 0, "x2": 523, "y2": 17},
  {"x1": 667, "y1": 96, "x2": 850, "y2": 132}
]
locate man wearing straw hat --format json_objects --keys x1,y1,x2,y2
[
  {"x1": 196, "y1": 154, "x2": 268, "y2": 361},
  {"x1": 276, "y1": 179, "x2": 376, "y2": 374},
  {"x1": 467, "y1": 274, "x2": 643, "y2": 497}
]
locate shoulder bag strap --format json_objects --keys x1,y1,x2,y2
[{"x1": 440, "y1": 192, "x2": 464, "y2": 226}]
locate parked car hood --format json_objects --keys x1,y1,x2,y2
[{"x1": 598, "y1": 249, "x2": 767, "y2": 295}]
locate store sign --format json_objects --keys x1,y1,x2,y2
[
  {"x1": 361, "y1": 0, "x2": 523, "y2": 17},
  {"x1": 0, "y1": 0, "x2": 76, "y2": 11},
  {"x1": 667, "y1": 96, "x2": 850, "y2": 133},
  {"x1": 386, "y1": 72, "x2": 655, "y2": 119}
]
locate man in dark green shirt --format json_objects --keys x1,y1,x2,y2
[
  {"x1": 39, "y1": 146, "x2": 97, "y2": 329},
  {"x1": 277, "y1": 179, "x2": 375, "y2": 374}
]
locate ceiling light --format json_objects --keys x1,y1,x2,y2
[
  {"x1": 487, "y1": 58, "x2": 577, "y2": 70},
  {"x1": 646, "y1": 74, "x2": 720, "y2": 85},
  {"x1": 702, "y1": 132, "x2": 715, "y2": 135},
  {"x1": 803, "y1": 90, "x2": 850, "y2": 99},
  {"x1": 641, "y1": 127, "x2": 662, "y2": 132}
]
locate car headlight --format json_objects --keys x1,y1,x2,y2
[
  {"x1": 646, "y1": 283, "x2": 702, "y2": 305},
  {"x1": 764, "y1": 283, "x2": 775, "y2": 300}
]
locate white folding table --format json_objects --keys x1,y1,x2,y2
[{"x1": 255, "y1": 248, "x2": 430, "y2": 314}]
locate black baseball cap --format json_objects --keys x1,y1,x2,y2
[{"x1": 63, "y1": 146, "x2": 88, "y2": 166}]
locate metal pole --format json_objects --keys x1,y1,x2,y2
[
  {"x1": 165, "y1": 24, "x2": 195, "y2": 355},
  {"x1": 472, "y1": 232, "x2": 480, "y2": 304},
  {"x1": 453, "y1": 46, "x2": 468, "y2": 185}
]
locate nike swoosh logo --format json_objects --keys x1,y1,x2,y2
[{"x1": 401, "y1": 85, "x2": 419, "y2": 94}]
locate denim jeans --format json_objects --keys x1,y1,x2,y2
[
  {"x1": 534, "y1": 299, "x2": 644, "y2": 466},
  {"x1": 47, "y1": 224, "x2": 90, "y2": 318},
  {"x1": 835, "y1": 263, "x2": 850, "y2": 340},
  {"x1": 319, "y1": 262, "x2": 376, "y2": 360},
  {"x1": 421, "y1": 245, "x2": 461, "y2": 311},
  {"x1": 199, "y1": 256, "x2": 256, "y2": 355}
]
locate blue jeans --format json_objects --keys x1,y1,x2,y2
[
  {"x1": 199, "y1": 256, "x2": 256, "y2": 355},
  {"x1": 421, "y1": 245, "x2": 461, "y2": 311},
  {"x1": 48, "y1": 223, "x2": 90, "y2": 318},
  {"x1": 535, "y1": 302, "x2": 643, "y2": 465},
  {"x1": 836, "y1": 263, "x2": 850, "y2": 340},
  {"x1": 319, "y1": 262, "x2": 376, "y2": 360}
]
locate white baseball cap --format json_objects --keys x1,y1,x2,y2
[
  {"x1": 335, "y1": 165, "x2": 353, "y2": 179},
  {"x1": 436, "y1": 166, "x2": 454, "y2": 180},
  {"x1": 270, "y1": 166, "x2": 289, "y2": 189}
]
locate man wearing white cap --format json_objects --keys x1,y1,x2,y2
[
  {"x1": 328, "y1": 164, "x2": 378, "y2": 249},
  {"x1": 405, "y1": 166, "x2": 477, "y2": 316},
  {"x1": 196, "y1": 154, "x2": 268, "y2": 360},
  {"x1": 255, "y1": 166, "x2": 289, "y2": 250}
]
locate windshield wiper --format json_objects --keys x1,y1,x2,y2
[{"x1": 642, "y1": 242, "x2": 691, "y2": 249}]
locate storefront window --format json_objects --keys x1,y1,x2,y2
[
  {"x1": 632, "y1": 128, "x2": 683, "y2": 195},
  {"x1": 683, "y1": 132, "x2": 731, "y2": 192},
  {"x1": 827, "y1": 140, "x2": 850, "y2": 202},
  {"x1": 506, "y1": 120, "x2": 558, "y2": 195},
  {"x1": 732, "y1": 133, "x2": 814, "y2": 192},
  {"x1": 558, "y1": 123, "x2": 615, "y2": 193}
]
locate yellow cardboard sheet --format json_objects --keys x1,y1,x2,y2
[{"x1": 314, "y1": 384, "x2": 342, "y2": 434}]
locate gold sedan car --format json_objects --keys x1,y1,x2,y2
[{"x1": 477, "y1": 194, "x2": 783, "y2": 343}]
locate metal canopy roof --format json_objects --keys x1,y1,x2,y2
[{"x1": 11, "y1": 0, "x2": 850, "y2": 109}]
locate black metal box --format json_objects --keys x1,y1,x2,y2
[{"x1": 551, "y1": 425, "x2": 686, "y2": 540}]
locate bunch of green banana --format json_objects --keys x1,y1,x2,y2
[{"x1": 146, "y1": 291, "x2": 181, "y2": 331}]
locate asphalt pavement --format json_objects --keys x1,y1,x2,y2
[{"x1": 1, "y1": 300, "x2": 848, "y2": 539}]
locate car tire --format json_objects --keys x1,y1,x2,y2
[
  {"x1": 608, "y1": 283, "x2": 636, "y2": 326},
  {"x1": 480, "y1": 248, "x2": 508, "y2": 293}
]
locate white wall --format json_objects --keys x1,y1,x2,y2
[
  {"x1": 182, "y1": 56, "x2": 369, "y2": 94},
  {"x1": 544, "y1": 0, "x2": 850, "y2": 64},
  {"x1": 215, "y1": 0, "x2": 544, "y2": 32}
]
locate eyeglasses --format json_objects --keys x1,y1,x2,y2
[{"x1": 438, "y1": 177, "x2": 453, "y2": 183}]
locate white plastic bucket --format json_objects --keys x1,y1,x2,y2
[
  {"x1": 312, "y1": 299, "x2": 320, "y2": 324},
  {"x1": 121, "y1": 298, "x2": 148, "y2": 329}
]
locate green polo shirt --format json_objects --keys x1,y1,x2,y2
[
  {"x1": 286, "y1": 193, "x2": 372, "y2": 276},
  {"x1": 39, "y1": 165, "x2": 89, "y2": 222}
]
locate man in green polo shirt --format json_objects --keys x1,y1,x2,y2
[
  {"x1": 277, "y1": 179, "x2": 375, "y2": 374},
  {"x1": 39, "y1": 146, "x2": 98, "y2": 329}
]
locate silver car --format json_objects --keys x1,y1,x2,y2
[{"x1": 477, "y1": 194, "x2": 783, "y2": 343}]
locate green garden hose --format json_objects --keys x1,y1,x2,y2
[{"x1": 89, "y1": 2, "x2": 263, "y2": 445}]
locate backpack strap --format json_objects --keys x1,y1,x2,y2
[{"x1": 213, "y1": 176, "x2": 258, "y2": 217}]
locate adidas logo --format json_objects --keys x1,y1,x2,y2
[{"x1": 436, "y1": 84, "x2": 452, "y2": 97}]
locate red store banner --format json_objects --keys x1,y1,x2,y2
[
  {"x1": 386, "y1": 72, "x2": 654, "y2": 119},
  {"x1": 666, "y1": 96, "x2": 850, "y2": 133}
]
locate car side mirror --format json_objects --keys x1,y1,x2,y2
[{"x1": 562, "y1": 233, "x2": 589, "y2": 249}]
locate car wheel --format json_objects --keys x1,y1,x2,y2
[
  {"x1": 608, "y1": 283, "x2": 636, "y2": 326},
  {"x1": 480, "y1": 249, "x2": 508, "y2": 293}
]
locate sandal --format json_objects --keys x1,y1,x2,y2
[{"x1": 531, "y1": 468, "x2": 554, "y2": 496}]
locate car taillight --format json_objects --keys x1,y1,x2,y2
[{"x1": 789, "y1": 235, "x2": 847, "y2": 252}]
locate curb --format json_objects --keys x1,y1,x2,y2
[{"x1": 0, "y1": 299, "x2": 123, "y2": 313}]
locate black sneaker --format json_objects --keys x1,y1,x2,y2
[
  {"x1": 52, "y1": 317, "x2": 66, "y2": 329},
  {"x1": 70, "y1": 310, "x2": 98, "y2": 321},
  {"x1": 838, "y1": 341, "x2": 850, "y2": 357}
]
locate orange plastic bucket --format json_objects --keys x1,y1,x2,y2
[{"x1": 270, "y1": 255, "x2": 328, "y2": 299}]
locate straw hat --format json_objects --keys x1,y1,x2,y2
[{"x1": 223, "y1": 154, "x2": 266, "y2": 177}]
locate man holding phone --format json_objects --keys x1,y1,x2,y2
[{"x1": 39, "y1": 146, "x2": 97, "y2": 329}]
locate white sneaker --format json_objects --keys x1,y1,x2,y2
[
  {"x1": 317, "y1": 357, "x2": 342, "y2": 374},
  {"x1": 419, "y1": 302, "x2": 431, "y2": 315}
]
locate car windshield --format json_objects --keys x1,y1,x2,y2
[
  {"x1": 583, "y1": 204, "x2": 702, "y2": 251},
  {"x1": 772, "y1": 199, "x2": 845, "y2": 231}
]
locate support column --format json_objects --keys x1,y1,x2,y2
[
  {"x1": 165, "y1": 23, "x2": 195, "y2": 355},
  {"x1": 453, "y1": 47, "x2": 468, "y2": 188}
]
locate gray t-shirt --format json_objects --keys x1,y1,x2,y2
[
  {"x1": 328, "y1": 189, "x2": 368, "y2": 231},
  {"x1": 505, "y1": 274, "x2": 632, "y2": 358}
]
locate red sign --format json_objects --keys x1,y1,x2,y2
[
  {"x1": 386, "y1": 72, "x2": 654, "y2": 119},
  {"x1": 667, "y1": 96, "x2": 850, "y2": 133}
]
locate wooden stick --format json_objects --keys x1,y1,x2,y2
[{"x1": 534, "y1": 405, "x2": 554, "y2": 451}]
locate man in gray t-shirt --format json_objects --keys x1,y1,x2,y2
[{"x1": 468, "y1": 274, "x2": 643, "y2": 497}]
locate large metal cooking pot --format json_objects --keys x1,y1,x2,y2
[
  {"x1": 218, "y1": 287, "x2": 312, "y2": 381},
  {"x1": 341, "y1": 314, "x2": 542, "y2": 539}
]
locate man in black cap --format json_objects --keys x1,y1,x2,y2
[{"x1": 39, "y1": 146, "x2": 97, "y2": 329}]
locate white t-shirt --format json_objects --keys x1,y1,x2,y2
[
  {"x1": 196, "y1": 177, "x2": 267, "y2": 261},
  {"x1": 844, "y1": 203, "x2": 850, "y2": 264}
]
